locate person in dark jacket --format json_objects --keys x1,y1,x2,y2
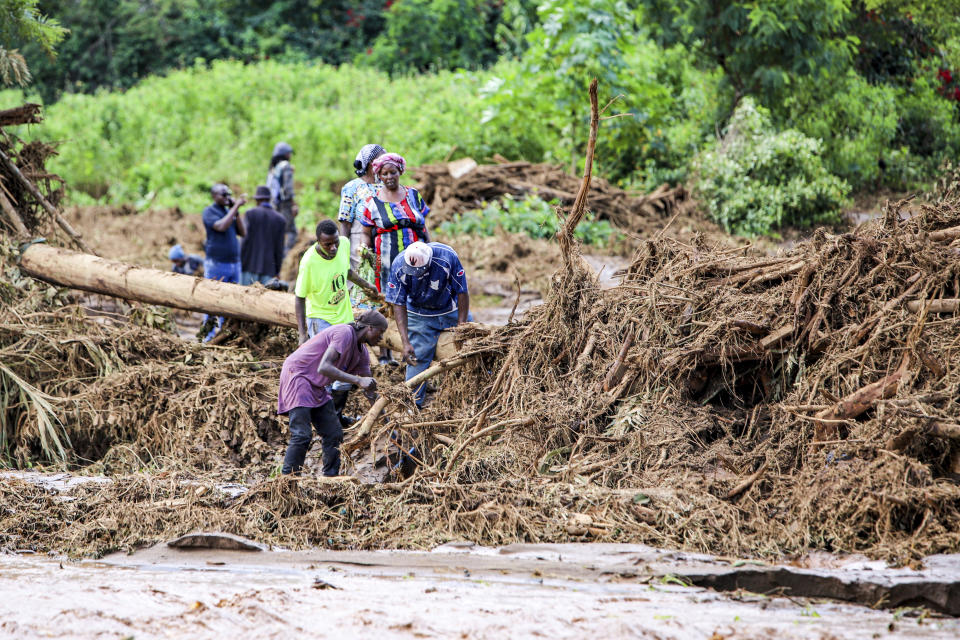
[
  {"x1": 267, "y1": 141, "x2": 297, "y2": 256},
  {"x1": 240, "y1": 185, "x2": 287, "y2": 285}
]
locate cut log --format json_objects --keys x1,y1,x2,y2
[{"x1": 18, "y1": 243, "x2": 475, "y2": 360}]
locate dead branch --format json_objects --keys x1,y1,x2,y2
[
  {"x1": 725, "y1": 461, "x2": 769, "y2": 499},
  {"x1": 0, "y1": 146, "x2": 95, "y2": 254},
  {"x1": 0, "y1": 186, "x2": 28, "y2": 237},
  {"x1": 906, "y1": 299, "x2": 959, "y2": 314},
  {"x1": 814, "y1": 355, "x2": 911, "y2": 441},
  {"x1": 343, "y1": 354, "x2": 479, "y2": 454},
  {"x1": 603, "y1": 329, "x2": 635, "y2": 391}
]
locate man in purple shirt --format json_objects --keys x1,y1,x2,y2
[{"x1": 278, "y1": 309, "x2": 388, "y2": 476}]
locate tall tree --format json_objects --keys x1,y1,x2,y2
[
  {"x1": 0, "y1": 0, "x2": 65, "y2": 86},
  {"x1": 642, "y1": 0, "x2": 856, "y2": 109}
]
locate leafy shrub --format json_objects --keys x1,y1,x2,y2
[
  {"x1": 781, "y1": 71, "x2": 899, "y2": 190},
  {"x1": 439, "y1": 193, "x2": 619, "y2": 246},
  {"x1": 694, "y1": 98, "x2": 848, "y2": 237}
]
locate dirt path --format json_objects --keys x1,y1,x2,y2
[{"x1": 2, "y1": 543, "x2": 956, "y2": 639}]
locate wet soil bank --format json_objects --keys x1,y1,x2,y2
[{"x1": 3, "y1": 543, "x2": 958, "y2": 639}]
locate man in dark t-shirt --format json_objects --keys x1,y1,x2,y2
[
  {"x1": 201, "y1": 183, "x2": 246, "y2": 341},
  {"x1": 240, "y1": 185, "x2": 287, "y2": 285}
]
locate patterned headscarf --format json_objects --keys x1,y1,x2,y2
[
  {"x1": 354, "y1": 143, "x2": 386, "y2": 177},
  {"x1": 372, "y1": 152, "x2": 406, "y2": 176}
]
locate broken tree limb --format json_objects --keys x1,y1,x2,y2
[
  {"x1": 0, "y1": 103, "x2": 42, "y2": 127},
  {"x1": 928, "y1": 225, "x2": 960, "y2": 242},
  {"x1": 813, "y1": 356, "x2": 911, "y2": 441},
  {"x1": 17, "y1": 243, "x2": 483, "y2": 360},
  {"x1": 443, "y1": 416, "x2": 535, "y2": 476},
  {"x1": 343, "y1": 354, "x2": 479, "y2": 455},
  {"x1": 853, "y1": 273, "x2": 922, "y2": 342},
  {"x1": 0, "y1": 146, "x2": 94, "y2": 255},
  {"x1": 603, "y1": 329, "x2": 635, "y2": 391},
  {"x1": 559, "y1": 78, "x2": 599, "y2": 258},
  {"x1": 759, "y1": 324, "x2": 794, "y2": 350},
  {"x1": 725, "y1": 461, "x2": 769, "y2": 500},
  {"x1": 0, "y1": 186, "x2": 28, "y2": 237},
  {"x1": 906, "y1": 299, "x2": 960, "y2": 314}
]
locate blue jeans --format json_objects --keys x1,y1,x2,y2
[
  {"x1": 307, "y1": 318, "x2": 351, "y2": 391},
  {"x1": 241, "y1": 271, "x2": 274, "y2": 286},
  {"x1": 281, "y1": 402, "x2": 342, "y2": 476},
  {"x1": 406, "y1": 308, "x2": 472, "y2": 406},
  {"x1": 202, "y1": 259, "x2": 241, "y2": 342}
]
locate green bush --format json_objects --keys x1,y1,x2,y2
[
  {"x1": 439, "y1": 193, "x2": 619, "y2": 246},
  {"x1": 694, "y1": 98, "x2": 849, "y2": 237},
  {"x1": 781, "y1": 71, "x2": 899, "y2": 190}
]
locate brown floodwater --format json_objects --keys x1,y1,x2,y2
[{"x1": 2, "y1": 542, "x2": 957, "y2": 639}]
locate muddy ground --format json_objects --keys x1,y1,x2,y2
[{"x1": 3, "y1": 540, "x2": 959, "y2": 639}]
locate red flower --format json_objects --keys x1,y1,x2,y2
[
  {"x1": 954, "y1": 87, "x2": 960, "y2": 101},
  {"x1": 939, "y1": 68, "x2": 953, "y2": 83}
]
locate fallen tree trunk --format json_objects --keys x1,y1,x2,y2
[{"x1": 18, "y1": 243, "x2": 471, "y2": 359}]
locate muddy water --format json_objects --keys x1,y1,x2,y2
[{"x1": 2, "y1": 543, "x2": 956, "y2": 639}]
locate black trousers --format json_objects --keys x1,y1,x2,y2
[{"x1": 281, "y1": 401, "x2": 342, "y2": 476}]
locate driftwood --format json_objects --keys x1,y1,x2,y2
[
  {"x1": 814, "y1": 356, "x2": 911, "y2": 441},
  {"x1": 906, "y1": 299, "x2": 960, "y2": 314},
  {"x1": 343, "y1": 354, "x2": 480, "y2": 455}
]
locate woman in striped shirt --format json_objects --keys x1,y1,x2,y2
[{"x1": 359, "y1": 152, "x2": 430, "y2": 291}]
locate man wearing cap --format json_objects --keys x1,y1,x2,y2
[
  {"x1": 201, "y1": 183, "x2": 246, "y2": 341},
  {"x1": 386, "y1": 241, "x2": 471, "y2": 406},
  {"x1": 267, "y1": 141, "x2": 297, "y2": 255},
  {"x1": 169, "y1": 244, "x2": 203, "y2": 276},
  {"x1": 278, "y1": 309, "x2": 389, "y2": 476},
  {"x1": 240, "y1": 185, "x2": 287, "y2": 286}
]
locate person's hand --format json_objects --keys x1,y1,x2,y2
[
  {"x1": 235, "y1": 194, "x2": 247, "y2": 208},
  {"x1": 298, "y1": 330, "x2": 309, "y2": 346},
  {"x1": 401, "y1": 342, "x2": 417, "y2": 365},
  {"x1": 357, "y1": 376, "x2": 377, "y2": 392}
]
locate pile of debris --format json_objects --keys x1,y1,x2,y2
[
  {"x1": 3, "y1": 98, "x2": 960, "y2": 566},
  {"x1": 413, "y1": 157, "x2": 695, "y2": 233}
]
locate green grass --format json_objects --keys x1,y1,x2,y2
[{"x1": 1, "y1": 59, "x2": 512, "y2": 227}]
